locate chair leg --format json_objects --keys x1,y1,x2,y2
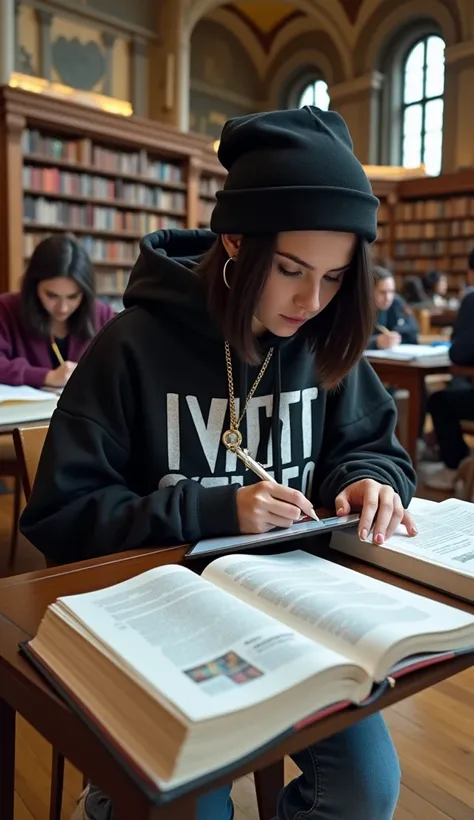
[
  {"x1": 50, "y1": 749, "x2": 65, "y2": 820},
  {"x1": 8, "y1": 475, "x2": 22, "y2": 568},
  {"x1": 254, "y1": 759, "x2": 284, "y2": 820},
  {"x1": 0, "y1": 698, "x2": 15, "y2": 820}
]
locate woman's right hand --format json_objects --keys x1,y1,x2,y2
[
  {"x1": 44, "y1": 361, "x2": 77, "y2": 388},
  {"x1": 236, "y1": 482, "x2": 315, "y2": 534}
]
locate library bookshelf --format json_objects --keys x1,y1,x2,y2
[
  {"x1": 393, "y1": 171, "x2": 474, "y2": 292},
  {"x1": 4, "y1": 84, "x2": 467, "y2": 307},
  {"x1": 0, "y1": 85, "x2": 225, "y2": 308},
  {"x1": 369, "y1": 180, "x2": 397, "y2": 267}
]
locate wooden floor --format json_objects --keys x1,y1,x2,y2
[{"x1": 2, "y1": 490, "x2": 474, "y2": 820}]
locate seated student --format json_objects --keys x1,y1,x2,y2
[
  {"x1": 20, "y1": 107, "x2": 416, "y2": 820},
  {"x1": 459, "y1": 249, "x2": 474, "y2": 300},
  {"x1": 422, "y1": 269, "x2": 448, "y2": 308},
  {"x1": 402, "y1": 275, "x2": 430, "y2": 307},
  {"x1": 0, "y1": 233, "x2": 115, "y2": 389},
  {"x1": 367, "y1": 266, "x2": 419, "y2": 350},
  {"x1": 423, "y1": 287, "x2": 474, "y2": 490}
]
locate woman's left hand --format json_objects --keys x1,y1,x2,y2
[{"x1": 335, "y1": 479, "x2": 417, "y2": 544}]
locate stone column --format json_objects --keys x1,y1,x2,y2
[
  {"x1": 14, "y1": 0, "x2": 20, "y2": 72},
  {"x1": 101, "y1": 31, "x2": 116, "y2": 97},
  {"x1": 443, "y1": 39, "x2": 474, "y2": 171},
  {"x1": 329, "y1": 71, "x2": 384, "y2": 165},
  {"x1": 0, "y1": 0, "x2": 15, "y2": 84},
  {"x1": 35, "y1": 8, "x2": 53, "y2": 80},
  {"x1": 131, "y1": 37, "x2": 148, "y2": 116},
  {"x1": 148, "y1": 0, "x2": 189, "y2": 130}
]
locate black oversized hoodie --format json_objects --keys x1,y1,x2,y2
[{"x1": 20, "y1": 230, "x2": 416, "y2": 564}]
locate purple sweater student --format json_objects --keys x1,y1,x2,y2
[{"x1": 0, "y1": 234, "x2": 115, "y2": 389}]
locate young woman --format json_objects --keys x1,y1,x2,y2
[
  {"x1": 402, "y1": 275, "x2": 430, "y2": 307},
  {"x1": 367, "y1": 266, "x2": 419, "y2": 350},
  {"x1": 422, "y1": 269, "x2": 448, "y2": 308},
  {"x1": 0, "y1": 233, "x2": 115, "y2": 389},
  {"x1": 21, "y1": 107, "x2": 417, "y2": 820},
  {"x1": 421, "y1": 288, "x2": 474, "y2": 490}
]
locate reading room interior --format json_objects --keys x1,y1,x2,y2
[{"x1": 1, "y1": 1, "x2": 474, "y2": 819}]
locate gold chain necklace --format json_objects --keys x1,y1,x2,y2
[{"x1": 221, "y1": 341, "x2": 274, "y2": 452}]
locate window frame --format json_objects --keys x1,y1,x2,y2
[
  {"x1": 378, "y1": 21, "x2": 445, "y2": 170},
  {"x1": 400, "y1": 34, "x2": 445, "y2": 175},
  {"x1": 297, "y1": 77, "x2": 330, "y2": 110},
  {"x1": 284, "y1": 68, "x2": 330, "y2": 111}
]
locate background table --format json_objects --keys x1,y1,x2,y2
[{"x1": 366, "y1": 355, "x2": 451, "y2": 462}]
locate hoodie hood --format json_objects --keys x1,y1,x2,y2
[
  {"x1": 123, "y1": 229, "x2": 221, "y2": 339},
  {"x1": 123, "y1": 229, "x2": 296, "y2": 353}
]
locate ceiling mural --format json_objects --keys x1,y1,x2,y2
[
  {"x1": 338, "y1": 0, "x2": 365, "y2": 24},
  {"x1": 230, "y1": 1, "x2": 297, "y2": 30},
  {"x1": 223, "y1": 2, "x2": 305, "y2": 52}
]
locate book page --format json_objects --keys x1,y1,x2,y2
[
  {"x1": 203, "y1": 551, "x2": 474, "y2": 681},
  {"x1": 365, "y1": 344, "x2": 450, "y2": 361},
  {"x1": 55, "y1": 564, "x2": 359, "y2": 723},
  {"x1": 365, "y1": 498, "x2": 474, "y2": 574},
  {"x1": 0, "y1": 384, "x2": 57, "y2": 402}
]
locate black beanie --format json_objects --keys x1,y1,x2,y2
[{"x1": 210, "y1": 106, "x2": 379, "y2": 243}]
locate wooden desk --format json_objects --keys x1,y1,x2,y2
[
  {"x1": 0, "y1": 417, "x2": 52, "y2": 436},
  {"x1": 366, "y1": 356, "x2": 451, "y2": 462},
  {"x1": 429, "y1": 308, "x2": 457, "y2": 328},
  {"x1": 0, "y1": 547, "x2": 473, "y2": 820}
]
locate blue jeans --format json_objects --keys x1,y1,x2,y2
[{"x1": 197, "y1": 714, "x2": 400, "y2": 820}]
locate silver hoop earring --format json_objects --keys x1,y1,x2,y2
[{"x1": 223, "y1": 256, "x2": 236, "y2": 290}]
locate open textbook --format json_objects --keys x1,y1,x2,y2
[
  {"x1": 23, "y1": 549, "x2": 474, "y2": 798},
  {"x1": 0, "y1": 384, "x2": 58, "y2": 424},
  {"x1": 331, "y1": 497, "x2": 474, "y2": 603},
  {"x1": 365, "y1": 343, "x2": 450, "y2": 362}
]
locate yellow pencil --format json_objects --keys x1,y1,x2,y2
[
  {"x1": 51, "y1": 337, "x2": 65, "y2": 365},
  {"x1": 376, "y1": 324, "x2": 390, "y2": 335}
]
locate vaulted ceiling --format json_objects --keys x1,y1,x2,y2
[
  {"x1": 338, "y1": 0, "x2": 364, "y2": 24},
  {"x1": 223, "y1": 0, "x2": 366, "y2": 52},
  {"x1": 227, "y1": 0, "x2": 365, "y2": 32}
]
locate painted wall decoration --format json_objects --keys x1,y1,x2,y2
[{"x1": 52, "y1": 35, "x2": 106, "y2": 90}]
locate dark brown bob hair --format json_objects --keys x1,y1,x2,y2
[
  {"x1": 199, "y1": 234, "x2": 376, "y2": 389},
  {"x1": 21, "y1": 233, "x2": 97, "y2": 340}
]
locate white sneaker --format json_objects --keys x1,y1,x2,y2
[
  {"x1": 416, "y1": 439, "x2": 440, "y2": 462},
  {"x1": 422, "y1": 465, "x2": 457, "y2": 490},
  {"x1": 71, "y1": 786, "x2": 91, "y2": 820}
]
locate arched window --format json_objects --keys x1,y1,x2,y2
[
  {"x1": 298, "y1": 78, "x2": 330, "y2": 110},
  {"x1": 401, "y1": 35, "x2": 445, "y2": 175}
]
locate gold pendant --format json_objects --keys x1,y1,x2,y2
[{"x1": 222, "y1": 429, "x2": 242, "y2": 450}]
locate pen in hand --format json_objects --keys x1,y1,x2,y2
[{"x1": 235, "y1": 446, "x2": 320, "y2": 522}]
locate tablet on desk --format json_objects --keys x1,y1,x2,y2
[{"x1": 185, "y1": 513, "x2": 360, "y2": 559}]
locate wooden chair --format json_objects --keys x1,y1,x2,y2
[
  {"x1": 13, "y1": 425, "x2": 49, "y2": 499},
  {"x1": 0, "y1": 434, "x2": 23, "y2": 567},
  {"x1": 411, "y1": 306, "x2": 432, "y2": 335},
  {"x1": 13, "y1": 425, "x2": 67, "y2": 820},
  {"x1": 12, "y1": 425, "x2": 284, "y2": 820}
]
